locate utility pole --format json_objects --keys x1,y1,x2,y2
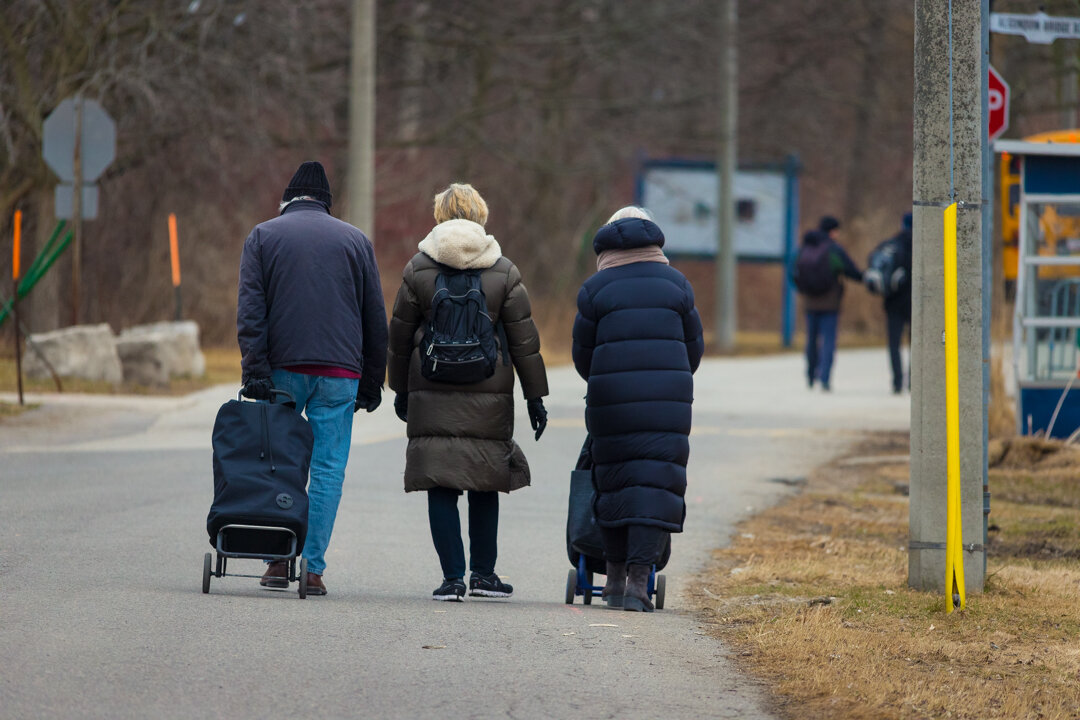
[
  {"x1": 910, "y1": 0, "x2": 987, "y2": 593},
  {"x1": 715, "y1": 0, "x2": 738, "y2": 352},
  {"x1": 348, "y1": 0, "x2": 376, "y2": 234}
]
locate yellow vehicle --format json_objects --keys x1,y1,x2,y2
[{"x1": 1000, "y1": 129, "x2": 1080, "y2": 293}]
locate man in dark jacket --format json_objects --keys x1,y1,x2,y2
[
  {"x1": 882, "y1": 213, "x2": 913, "y2": 393},
  {"x1": 794, "y1": 216, "x2": 863, "y2": 391},
  {"x1": 572, "y1": 208, "x2": 704, "y2": 612},
  {"x1": 237, "y1": 161, "x2": 388, "y2": 596}
]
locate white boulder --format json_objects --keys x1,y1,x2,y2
[
  {"x1": 23, "y1": 324, "x2": 123, "y2": 384},
  {"x1": 118, "y1": 321, "x2": 206, "y2": 379}
]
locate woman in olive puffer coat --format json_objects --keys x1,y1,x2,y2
[{"x1": 388, "y1": 183, "x2": 548, "y2": 602}]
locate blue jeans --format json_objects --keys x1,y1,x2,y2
[
  {"x1": 271, "y1": 369, "x2": 358, "y2": 576},
  {"x1": 805, "y1": 311, "x2": 839, "y2": 387}
]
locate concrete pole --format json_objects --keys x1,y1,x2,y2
[
  {"x1": 347, "y1": 0, "x2": 376, "y2": 234},
  {"x1": 979, "y1": 0, "x2": 991, "y2": 578},
  {"x1": 910, "y1": 0, "x2": 987, "y2": 593},
  {"x1": 715, "y1": 0, "x2": 738, "y2": 352}
]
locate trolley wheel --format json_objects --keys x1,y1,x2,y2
[
  {"x1": 298, "y1": 558, "x2": 308, "y2": 599},
  {"x1": 655, "y1": 574, "x2": 666, "y2": 610},
  {"x1": 202, "y1": 553, "x2": 212, "y2": 594},
  {"x1": 582, "y1": 571, "x2": 594, "y2": 605},
  {"x1": 565, "y1": 568, "x2": 576, "y2": 604}
]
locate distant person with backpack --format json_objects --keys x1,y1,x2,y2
[
  {"x1": 792, "y1": 216, "x2": 863, "y2": 391},
  {"x1": 237, "y1": 161, "x2": 388, "y2": 596},
  {"x1": 864, "y1": 213, "x2": 913, "y2": 393},
  {"x1": 387, "y1": 183, "x2": 548, "y2": 602},
  {"x1": 572, "y1": 207, "x2": 704, "y2": 612}
]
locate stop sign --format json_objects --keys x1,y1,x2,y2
[{"x1": 989, "y1": 65, "x2": 1010, "y2": 141}]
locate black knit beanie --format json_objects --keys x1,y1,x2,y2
[
  {"x1": 819, "y1": 215, "x2": 840, "y2": 233},
  {"x1": 282, "y1": 161, "x2": 332, "y2": 208}
]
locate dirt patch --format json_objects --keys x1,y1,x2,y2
[{"x1": 694, "y1": 433, "x2": 1080, "y2": 720}]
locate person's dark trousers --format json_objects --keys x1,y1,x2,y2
[
  {"x1": 427, "y1": 487, "x2": 499, "y2": 579},
  {"x1": 886, "y1": 308, "x2": 910, "y2": 393},
  {"x1": 805, "y1": 310, "x2": 839, "y2": 387},
  {"x1": 601, "y1": 525, "x2": 669, "y2": 567}
]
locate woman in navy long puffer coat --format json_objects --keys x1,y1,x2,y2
[{"x1": 572, "y1": 207, "x2": 704, "y2": 611}]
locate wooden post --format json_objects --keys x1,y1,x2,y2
[{"x1": 70, "y1": 96, "x2": 84, "y2": 326}]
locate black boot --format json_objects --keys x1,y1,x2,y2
[
  {"x1": 602, "y1": 561, "x2": 626, "y2": 608},
  {"x1": 623, "y1": 564, "x2": 654, "y2": 612}
]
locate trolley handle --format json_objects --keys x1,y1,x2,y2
[{"x1": 237, "y1": 386, "x2": 297, "y2": 408}]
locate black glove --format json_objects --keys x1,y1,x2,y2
[
  {"x1": 527, "y1": 397, "x2": 548, "y2": 441},
  {"x1": 354, "y1": 381, "x2": 382, "y2": 413},
  {"x1": 394, "y1": 392, "x2": 408, "y2": 423},
  {"x1": 242, "y1": 376, "x2": 273, "y2": 400}
]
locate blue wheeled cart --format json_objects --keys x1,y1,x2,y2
[
  {"x1": 563, "y1": 441, "x2": 669, "y2": 609},
  {"x1": 564, "y1": 554, "x2": 665, "y2": 609}
]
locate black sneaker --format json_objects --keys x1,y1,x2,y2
[
  {"x1": 432, "y1": 578, "x2": 465, "y2": 601},
  {"x1": 469, "y1": 572, "x2": 513, "y2": 598}
]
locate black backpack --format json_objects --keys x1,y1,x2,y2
[
  {"x1": 864, "y1": 238, "x2": 908, "y2": 297},
  {"x1": 420, "y1": 268, "x2": 508, "y2": 384},
  {"x1": 793, "y1": 242, "x2": 836, "y2": 296}
]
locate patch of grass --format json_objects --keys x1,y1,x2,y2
[
  {"x1": 693, "y1": 433, "x2": 1080, "y2": 720},
  {"x1": 0, "y1": 400, "x2": 39, "y2": 417},
  {"x1": 0, "y1": 346, "x2": 240, "y2": 396}
]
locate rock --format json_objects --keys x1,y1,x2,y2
[
  {"x1": 23, "y1": 324, "x2": 123, "y2": 384},
  {"x1": 115, "y1": 336, "x2": 170, "y2": 386},
  {"x1": 118, "y1": 321, "x2": 206, "y2": 378}
]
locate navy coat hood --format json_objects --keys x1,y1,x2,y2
[
  {"x1": 593, "y1": 218, "x2": 665, "y2": 254},
  {"x1": 803, "y1": 229, "x2": 828, "y2": 247}
]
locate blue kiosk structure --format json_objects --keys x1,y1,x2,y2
[{"x1": 995, "y1": 139, "x2": 1080, "y2": 438}]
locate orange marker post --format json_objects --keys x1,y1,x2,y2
[
  {"x1": 168, "y1": 213, "x2": 182, "y2": 321},
  {"x1": 12, "y1": 209, "x2": 24, "y2": 405}
]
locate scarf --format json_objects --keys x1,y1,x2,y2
[{"x1": 596, "y1": 245, "x2": 669, "y2": 272}]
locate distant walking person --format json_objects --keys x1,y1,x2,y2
[
  {"x1": 792, "y1": 216, "x2": 863, "y2": 392},
  {"x1": 237, "y1": 161, "x2": 388, "y2": 596},
  {"x1": 864, "y1": 213, "x2": 913, "y2": 393},
  {"x1": 387, "y1": 183, "x2": 548, "y2": 602},
  {"x1": 572, "y1": 207, "x2": 704, "y2": 612}
]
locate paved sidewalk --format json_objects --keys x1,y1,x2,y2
[{"x1": 1, "y1": 348, "x2": 908, "y2": 719}]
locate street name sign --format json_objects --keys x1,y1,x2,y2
[
  {"x1": 990, "y1": 12, "x2": 1080, "y2": 44},
  {"x1": 988, "y1": 65, "x2": 1010, "y2": 142}
]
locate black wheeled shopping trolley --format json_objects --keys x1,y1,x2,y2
[{"x1": 203, "y1": 387, "x2": 314, "y2": 599}]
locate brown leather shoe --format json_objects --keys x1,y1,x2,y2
[
  {"x1": 306, "y1": 573, "x2": 327, "y2": 596},
  {"x1": 259, "y1": 560, "x2": 289, "y2": 589}
]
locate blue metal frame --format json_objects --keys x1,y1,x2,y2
[
  {"x1": 634, "y1": 154, "x2": 802, "y2": 348},
  {"x1": 575, "y1": 555, "x2": 655, "y2": 600}
]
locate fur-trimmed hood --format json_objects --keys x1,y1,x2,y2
[{"x1": 418, "y1": 219, "x2": 502, "y2": 270}]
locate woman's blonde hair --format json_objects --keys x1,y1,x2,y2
[
  {"x1": 434, "y1": 183, "x2": 489, "y2": 226},
  {"x1": 606, "y1": 206, "x2": 654, "y2": 224}
]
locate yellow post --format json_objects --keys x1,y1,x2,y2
[{"x1": 943, "y1": 202, "x2": 966, "y2": 613}]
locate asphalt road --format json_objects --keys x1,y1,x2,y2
[{"x1": 1, "y1": 349, "x2": 908, "y2": 720}]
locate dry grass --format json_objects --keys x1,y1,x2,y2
[
  {"x1": 0, "y1": 346, "x2": 240, "y2": 396},
  {"x1": 0, "y1": 400, "x2": 39, "y2": 416},
  {"x1": 693, "y1": 433, "x2": 1080, "y2": 720}
]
